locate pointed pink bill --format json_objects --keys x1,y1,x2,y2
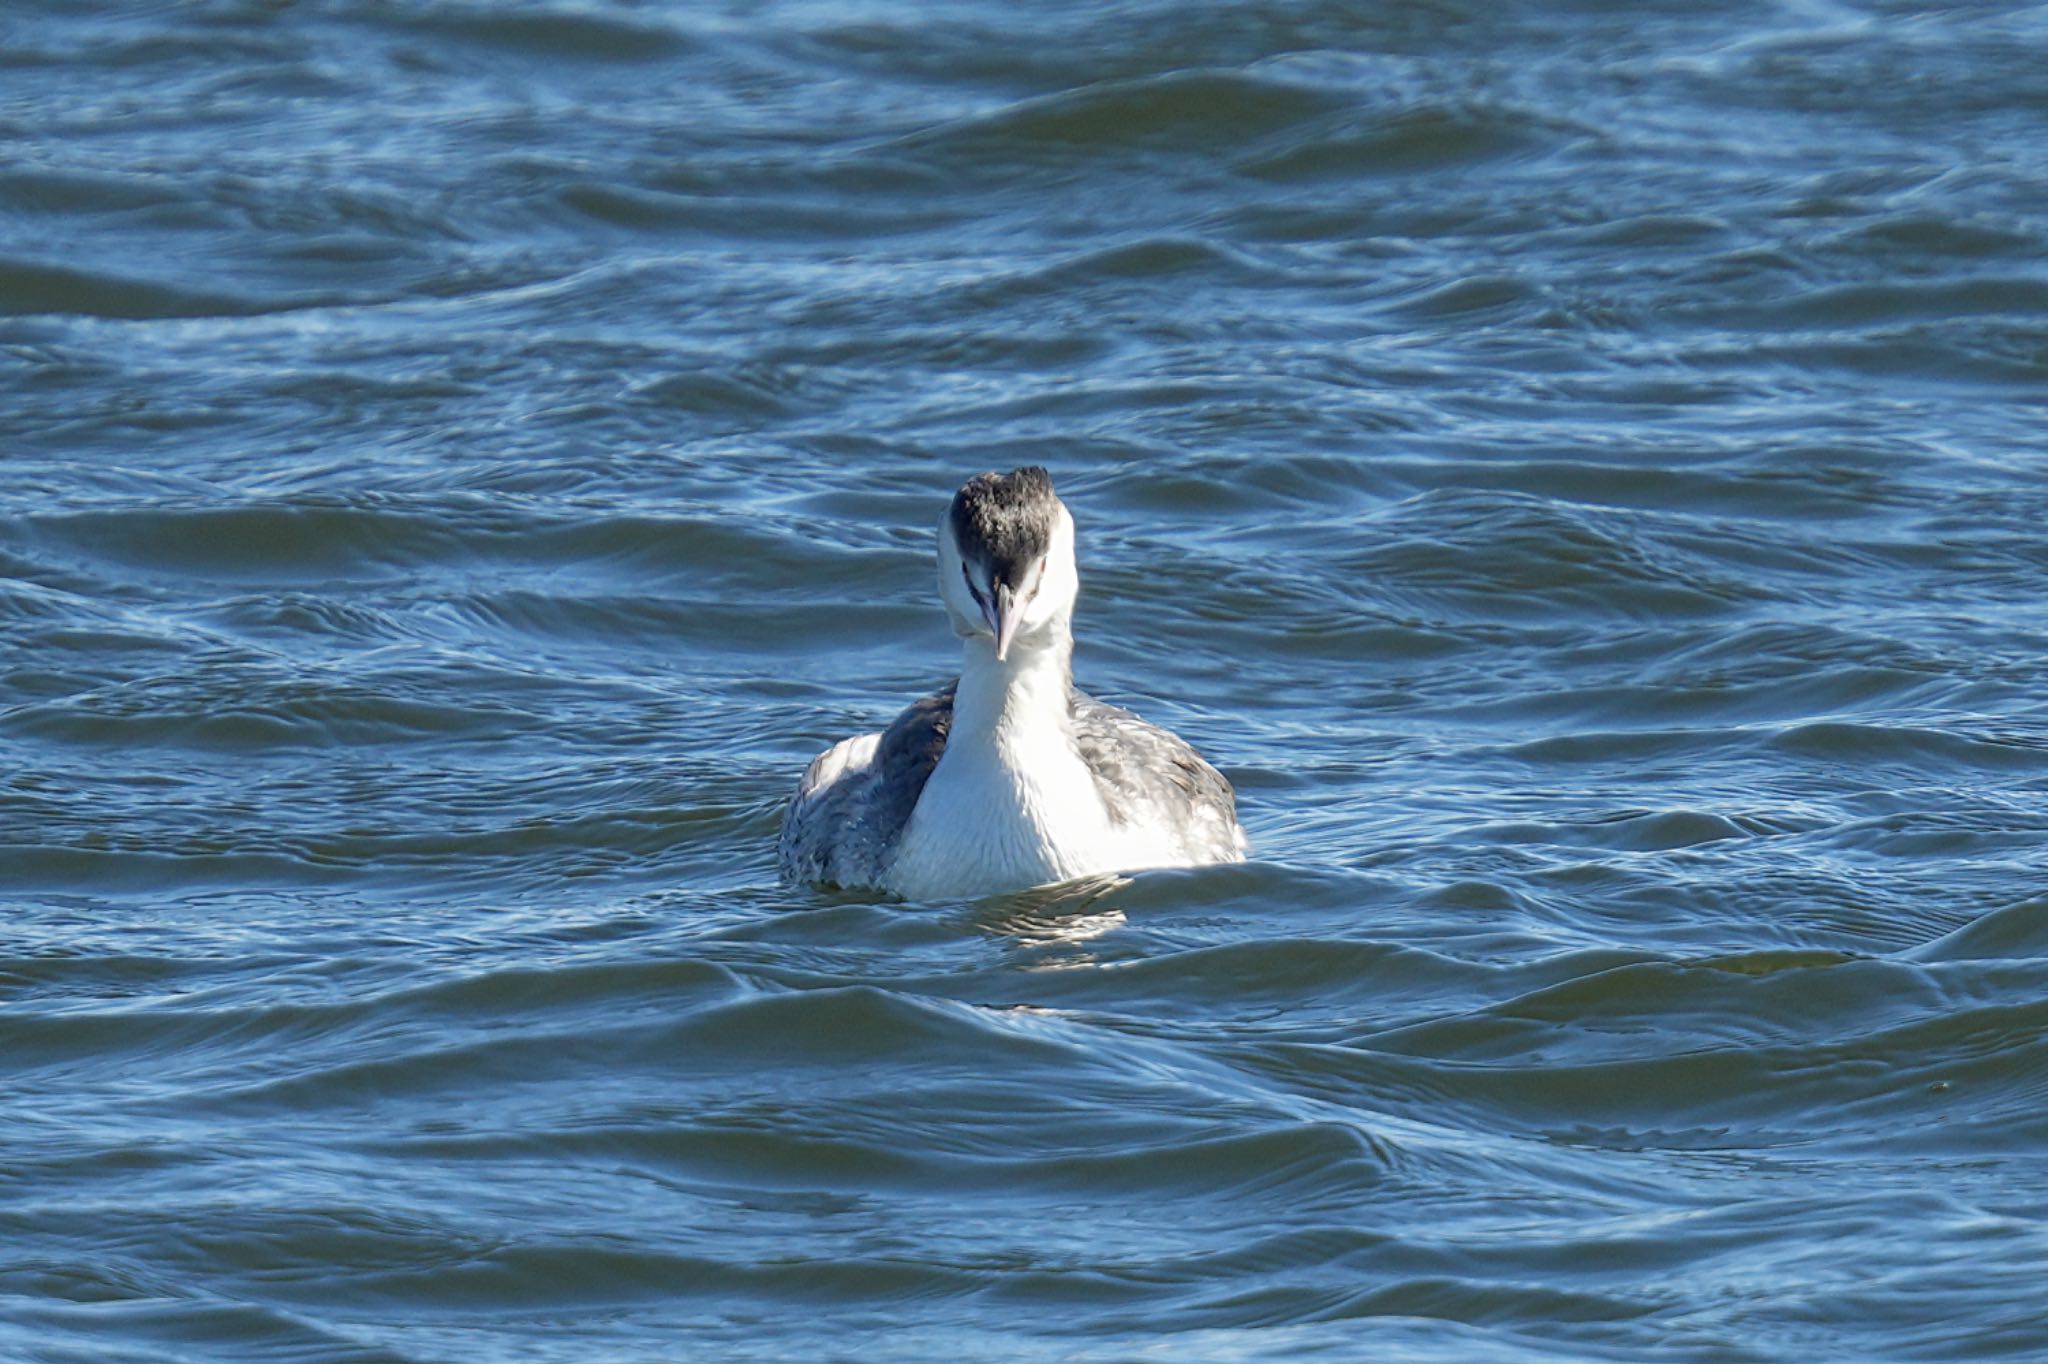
[{"x1": 987, "y1": 584, "x2": 1020, "y2": 661}]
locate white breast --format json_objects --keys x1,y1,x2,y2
[
  {"x1": 884, "y1": 719, "x2": 1107, "y2": 900},
  {"x1": 883, "y1": 716, "x2": 1207, "y2": 900}
]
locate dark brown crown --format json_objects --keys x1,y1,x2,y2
[{"x1": 947, "y1": 466, "x2": 1058, "y2": 588}]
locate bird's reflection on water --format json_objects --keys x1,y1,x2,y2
[{"x1": 971, "y1": 873, "x2": 1132, "y2": 956}]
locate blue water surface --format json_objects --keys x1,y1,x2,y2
[{"x1": 4, "y1": 1, "x2": 2048, "y2": 1359}]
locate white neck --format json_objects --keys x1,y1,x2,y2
[
  {"x1": 951, "y1": 628, "x2": 1074, "y2": 749},
  {"x1": 885, "y1": 624, "x2": 1104, "y2": 898}
]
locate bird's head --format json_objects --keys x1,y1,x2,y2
[{"x1": 936, "y1": 465, "x2": 1078, "y2": 663}]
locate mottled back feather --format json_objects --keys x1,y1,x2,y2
[
  {"x1": 1070, "y1": 692, "x2": 1244, "y2": 857},
  {"x1": 777, "y1": 684, "x2": 953, "y2": 888},
  {"x1": 779, "y1": 680, "x2": 1243, "y2": 889}
]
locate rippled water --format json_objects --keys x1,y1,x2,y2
[{"x1": 6, "y1": 1, "x2": 2048, "y2": 1359}]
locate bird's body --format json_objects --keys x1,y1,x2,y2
[{"x1": 778, "y1": 467, "x2": 1246, "y2": 899}]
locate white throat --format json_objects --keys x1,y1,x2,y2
[
  {"x1": 884, "y1": 631, "x2": 1110, "y2": 899},
  {"x1": 953, "y1": 629, "x2": 1071, "y2": 744}
]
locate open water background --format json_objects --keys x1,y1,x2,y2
[{"x1": 5, "y1": 1, "x2": 2048, "y2": 1359}]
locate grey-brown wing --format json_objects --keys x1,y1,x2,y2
[
  {"x1": 777, "y1": 683, "x2": 956, "y2": 889},
  {"x1": 1070, "y1": 690, "x2": 1246, "y2": 859}
]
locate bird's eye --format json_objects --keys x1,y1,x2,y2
[{"x1": 961, "y1": 562, "x2": 983, "y2": 602}]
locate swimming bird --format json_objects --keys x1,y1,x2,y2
[{"x1": 779, "y1": 466, "x2": 1247, "y2": 899}]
